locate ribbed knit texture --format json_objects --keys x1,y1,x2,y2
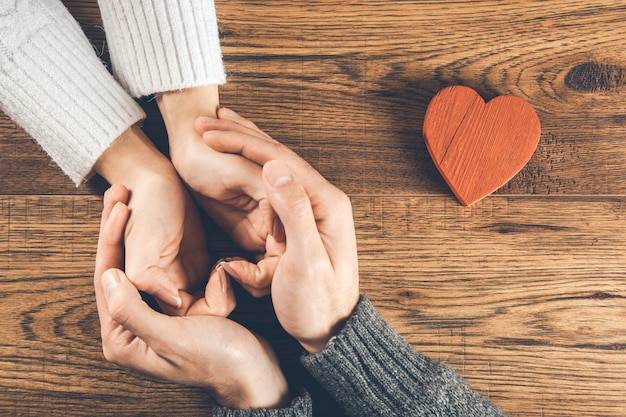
[
  {"x1": 98, "y1": 0, "x2": 226, "y2": 98},
  {"x1": 212, "y1": 390, "x2": 312, "y2": 417},
  {"x1": 0, "y1": 0, "x2": 145, "y2": 185},
  {"x1": 302, "y1": 296, "x2": 507, "y2": 417}
]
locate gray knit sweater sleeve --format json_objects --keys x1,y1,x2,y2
[
  {"x1": 211, "y1": 390, "x2": 312, "y2": 417},
  {"x1": 301, "y1": 296, "x2": 507, "y2": 417}
]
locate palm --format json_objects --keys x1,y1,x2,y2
[
  {"x1": 121, "y1": 314, "x2": 274, "y2": 390},
  {"x1": 121, "y1": 176, "x2": 210, "y2": 313},
  {"x1": 171, "y1": 135, "x2": 269, "y2": 253}
]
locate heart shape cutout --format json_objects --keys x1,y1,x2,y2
[{"x1": 422, "y1": 85, "x2": 541, "y2": 206}]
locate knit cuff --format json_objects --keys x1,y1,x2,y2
[
  {"x1": 300, "y1": 295, "x2": 413, "y2": 414},
  {"x1": 98, "y1": 0, "x2": 227, "y2": 98},
  {"x1": 301, "y1": 295, "x2": 506, "y2": 416},
  {"x1": 211, "y1": 390, "x2": 312, "y2": 417},
  {"x1": 0, "y1": 1, "x2": 145, "y2": 185}
]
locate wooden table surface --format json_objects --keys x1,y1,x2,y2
[{"x1": 2, "y1": 1, "x2": 626, "y2": 416}]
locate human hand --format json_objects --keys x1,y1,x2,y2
[
  {"x1": 94, "y1": 189, "x2": 290, "y2": 409},
  {"x1": 157, "y1": 86, "x2": 270, "y2": 254},
  {"x1": 94, "y1": 126, "x2": 209, "y2": 314},
  {"x1": 198, "y1": 109, "x2": 360, "y2": 353}
]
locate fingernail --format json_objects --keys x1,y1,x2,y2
[
  {"x1": 221, "y1": 263, "x2": 241, "y2": 283},
  {"x1": 218, "y1": 268, "x2": 229, "y2": 294},
  {"x1": 102, "y1": 269, "x2": 120, "y2": 299},
  {"x1": 264, "y1": 160, "x2": 292, "y2": 188},
  {"x1": 110, "y1": 201, "x2": 123, "y2": 218},
  {"x1": 103, "y1": 188, "x2": 111, "y2": 204},
  {"x1": 154, "y1": 287, "x2": 182, "y2": 309},
  {"x1": 214, "y1": 257, "x2": 233, "y2": 272}
]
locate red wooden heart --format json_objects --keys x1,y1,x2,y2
[{"x1": 422, "y1": 85, "x2": 541, "y2": 206}]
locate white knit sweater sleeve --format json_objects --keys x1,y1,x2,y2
[
  {"x1": 98, "y1": 0, "x2": 227, "y2": 98},
  {"x1": 0, "y1": 0, "x2": 145, "y2": 185}
]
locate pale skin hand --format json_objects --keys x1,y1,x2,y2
[
  {"x1": 94, "y1": 126, "x2": 209, "y2": 314},
  {"x1": 94, "y1": 188, "x2": 290, "y2": 409},
  {"x1": 197, "y1": 109, "x2": 361, "y2": 353},
  {"x1": 156, "y1": 86, "x2": 270, "y2": 254}
]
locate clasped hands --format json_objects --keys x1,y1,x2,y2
[{"x1": 93, "y1": 96, "x2": 360, "y2": 409}]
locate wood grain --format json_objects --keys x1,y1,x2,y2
[
  {"x1": 353, "y1": 195, "x2": 626, "y2": 416},
  {"x1": 2, "y1": 1, "x2": 626, "y2": 416}
]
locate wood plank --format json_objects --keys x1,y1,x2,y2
[
  {"x1": 0, "y1": 196, "x2": 210, "y2": 416},
  {"x1": 216, "y1": 0, "x2": 626, "y2": 196},
  {"x1": 3, "y1": 1, "x2": 626, "y2": 196},
  {"x1": 2, "y1": 1, "x2": 626, "y2": 416},
  {"x1": 353, "y1": 195, "x2": 626, "y2": 416},
  {"x1": 2, "y1": 195, "x2": 626, "y2": 415},
  {"x1": 0, "y1": 196, "x2": 340, "y2": 416}
]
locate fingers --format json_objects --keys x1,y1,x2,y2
[
  {"x1": 195, "y1": 107, "x2": 272, "y2": 142},
  {"x1": 94, "y1": 194, "x2": 164, "y2": 372},
  {"x1": 198, "y1": 113, "x2": 334, "y2": 210},
  {"x1": 262, "y1": 160, "x2": 328, "y2": 268},
  {"x1": 95, "y1": 196, "x2": 130, "y2": 283},
  {"x1": 186, "y1": 262, "x2": 237, "y2": 316},
  {"x1": 221, "y1": 258, "x2": 275, "y2": 298},
  {"x1": 259, "y1": 198, "x2": 284, "y2": 243},
  {"x1": 94, "y1": 196, "x2": 131, "y2": 344},
  {"x1": 137, "y1": 265, "x2": 184, "y2": 314},
  {"x1": 192, "y1": 193, "x2": 268, "y2": 253},
  {"x1": 197, "y1": 109, "x2": 293, "y2": 168},
  {"x1": 101, "y1": 184, "x2": 129, "y2": 225},
  {"x1": 97, "y1": 268, "x2": 175, "y2": 377}
]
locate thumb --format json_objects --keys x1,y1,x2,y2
[
  {"x1": 262, "y1": 160, "x2": 324, "y2": 256},
  {"x1": 101, "y1": 268, "x2": 164, "y2": 340},
  {"x1": 186, "y1": 265, "x2": 237, "y2": 317}
]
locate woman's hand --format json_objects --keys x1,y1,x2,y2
[
  {"x1": 198, "y1": 109, "x2": 360, "y2": 353},
  {"x1": 157, "y1": 86, "x2": 270, "y2": 254},
  {"x1": 94, "y1": 188, "x2": 290, "y2": 409},
  {"x1": 94, "y1": 126, "x2": 209, "y2": 315}
]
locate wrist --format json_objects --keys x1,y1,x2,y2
[
  {"x1": 300, "y1": 299, "x2": 359, "y2": 354},
  {"x1": 156, "y1": 85, "x2": 219, "y2": 141},
  {"x1": 94, "y1": 125, "x2": 174, "y2": 187},
  {"x1": 239, "y1": 372, "x2": 291, "y2": 410},
  {"x1": 227, "y1": 338, "x2": 291, "y2": 410}
]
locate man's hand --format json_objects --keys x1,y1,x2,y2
[
  {"x1": 94, "y1": 189, "x2": 290, "y2": 409},
  {"x1": 198, "y1": 109, "x2": 360, "y2": 353}
]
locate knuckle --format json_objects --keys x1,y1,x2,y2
[
  {"x1": 287, "y1": 194, "x2": 311, "y2": 214},
  {"x1": 216, "y1": 301, "x2": 236, "y2": 317},
  {"x1": 101, "y1": 339, "x2": 126, "y2": 366},
  {"x1": 270, "y1": 140, "x2": 286, "y2": 156},
  {"x1": 249, "y1": 286, "x2": 271, "y2": 298},
  {"x1": 324, "y1": 186, "x2": 353, "y2": 213},
  {"x1": 107, "y1": 299, "x2": 128, "y2": 326}
]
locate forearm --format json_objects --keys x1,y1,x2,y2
[
  {"x1": 301, "y1": 296, "x2": 507, "y2": 417},
  {"x1": 0, "y1": 0, "x2": 144, "y2": 185}
]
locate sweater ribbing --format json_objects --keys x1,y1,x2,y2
[
  {"x1": 98, "y1": 0, "x2": 226, "y2": 98},
  {"x1": 301, "y1": 296, "x2": 507, "y2": 416},
  {"x1": 0, "y1": 0, "x2": 145, "y2": 184}
]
